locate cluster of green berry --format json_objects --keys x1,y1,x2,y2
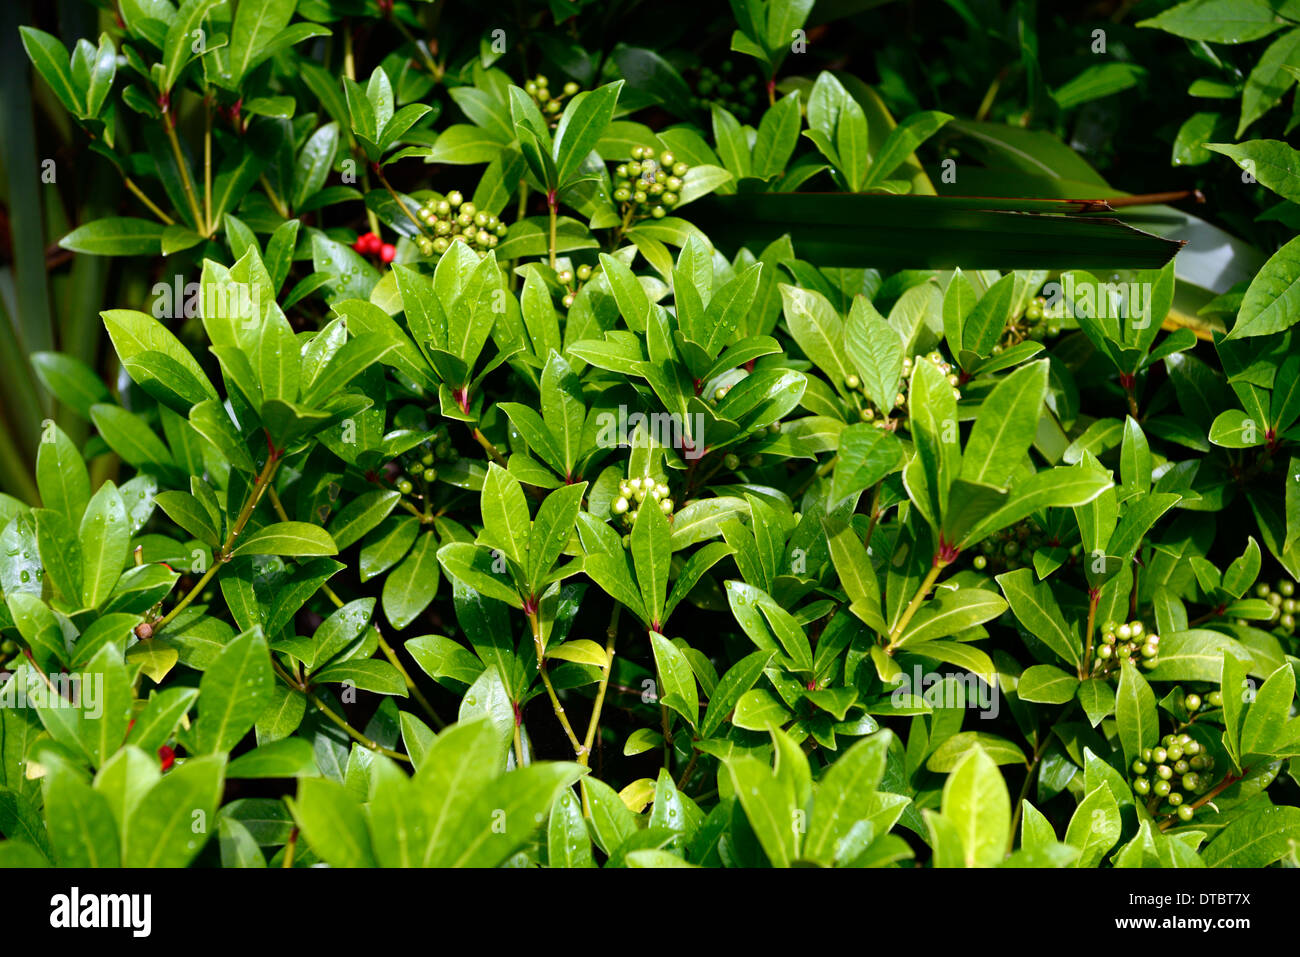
[
  {"x1": 413, "y1": 191, "x2": 508, "y2": 258},
  {"x1": 393, "y1": 426, "x2": 458, "y2": 495},
  {"x1": 524, "y1": 74, "x2": 581, "y2": 125},
  {"x1": 852, "y1": 352, "x2": 962, "y2": 429},
  {"x1": 1130, "y1": 730, "x2": 1216, "y2": 823},
  {"x1": 613, "y1": 147, "x2": 690, "y2": 221},
  {"x1": 1092, "y1": 619, "x2": 1160, "y2": 675},
  {"x1": 996, "y1": 295, "x2": 1061, "y2": 353},
  {"x1": 691, "y1": 62, "x2": 761, "y2": 120},
  {"x1": 1256, "y1": 579, "x2": 1298, "y2": 632},
  {"x1": 611, "y1": 475, "x2": 674, "y2": 531},
  {"x1": 971, "y1": 519, "x2": 1060, "y2": 572},
  {"x1": 555, "y1": 263, "x2": 593, "y2": 309}
]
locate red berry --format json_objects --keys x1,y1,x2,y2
[
  {"x1": 158, "y1": 745, "x2": 175, "y2": 771},
  {"x1": 380, "y1": 243, "x2": 396, "y2": 264}
]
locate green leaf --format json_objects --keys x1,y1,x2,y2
[
  {"x1": 1225, "y1": 231, "x2": 1300, "y2": 338},
  {"x1": 194, "y1": 629, "x2": 275, "y2": 754},
  {"x1": 780, "y1": 284, "x2": 852, "y2": 388},
  {"x1": 650, "y1": 632, "x2": 699, "y2": 729},
  {"x1": 290, "y1": 777, "x2": 375, "y2": 867},
  {"x1": 479, "y1": 463, "x2": 530, "y2": 567},
  {"x1": 1115, "y1": 660, "x2": 1158, "y2": 767},
  {"x1": 960, "y1": 361, "x2": 1049, "y2": 488},
  {"x1": 548, "y1": 787, "x2": 595, "y2": 868},
  {"x1": 327, "y1": 490, "x2": 401, "y2": 551},
  {"x1": 42, "y1": 759, "x2": 119, "y2": 867},
  {"x1": 231, "y1": 522, "x2": 338, "y2": 558},
  {"x1": 844, "y1": 294, "x2": 903, "y2": 413},
  {"x1": 36, "y1": 422, "x2": 90, "y2": 524},
  {"x1": 20, "y1": 28, "x2": 82, "y2": 115},
  {"x1": 227, "y1": 739, "x2": 318, "y2": 779},
  {"x1": 723, "y1": 753, "x2": 796, "y2": 868},
  {"x1": 632, "y1": 495, "x2": 672, "y2": 628},
  {"x1": 382, "y1": 531, "x2": 441, "y2": 630},
  {"x1": 1138, "y1": 0, "x2": 1284, "y2": 44},
  {"x1": 1142, "y1": 629, "x2": 1252, "y2": 682},
  {"x1": 802, "y1": 731, "x2": 893, "y2": 865},
  {"x1": 940, "y1": 745, "x2": 1009, "y2": 868},
  {"x1": 1018, "y1": 664, "x2": 1080, "y2": 704},
  {"x1": 862, "y1": 110, "x2": 952, "y2": 189},
  {"x1": 1202, "y1": 806, "x2": 1300, "y2": 866},
  {"x1": 79, "y1": 482, "x2": 130, "y2": 610},
  {"x1": 897, "y1": 589, "x2": 1008, "y2": 648},
  {"x1": 124, "y1": 754, "x2": 225, "y2": 866},
  {"x1": 554, "y1": 81, "x2": 623, "y2": 187},
  {"x1": 1064, "y1": 785, "x2": 1122, "y2": 867},
  {"x1": 700, "y1": 650, "x2": 773, "y2": 738},
  {"x1": 996, "y1": 569, "x2": 1081, "y2": 668}
]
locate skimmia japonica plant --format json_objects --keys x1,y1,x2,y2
[{"x1": 0, "y1": 0, "x2": 1298, "y2": 871}]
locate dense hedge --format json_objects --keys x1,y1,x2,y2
[{"x1": 0, "y1": 0, "x2": 1298, "y2": 869}]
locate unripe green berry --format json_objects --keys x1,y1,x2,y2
[
  {"x1": 1177, "y1": 804, "x2": 1195, "y2": 822},
  {"x1": 397, "y1": 478, "x2": 413, "y2": 495}
]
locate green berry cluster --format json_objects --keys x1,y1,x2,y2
[
  {"x1": 1130, "y1": 722, "x2": 1217, "y2": 823},
  {"x1": 691, "y1": 62, "x2": 761, "y2": 121},
  {"x1": 524, "y1": 74, "x2": 580, "y2": 125},
  {"x1": 997, "y1": 295, "x2": 1061, "y2": 353},
  {"x1": 613, "y1": 147, "x2": 690, "y2": 222},
  {"x1": 852, "y1": 352, "x2": 961, "y2": 429},
  {"x1": 556, "y1": 263, "x2": 593, "y2": 310},
  {"x1": 393, "y1": 425, "x2": 457, "y2": 495},
  {"x1": 971, "y1": 518, "x2": 1065, "y2": 573},
  {"x1": 611, "y1": 475, "x2": 674, "y2": 533},
  {"x1": 1255, "y1": 578, "x2": 1297, "y2": 632},
  {"x1": 413, "y1": 191, "x2": 508, "y2": 258},
  {"x1": 1093, "y1": 619, "x2": 1160, "y2": 676}
]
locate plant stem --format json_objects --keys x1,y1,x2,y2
[
  {"x1": 123, "y1": 175, "x2": 176, "y2": 225},
  {"x1": 547, "y1": 190, "x2": 558, "y2": 269},
  {"x1": 1007, "y1": 734, "x2": 1050, "y2": 854},
  {"x1": 885, "y1": 560, "x2": 946, "y2": 652},
  {"x1": 390, "y1": 15, "x2": 442, "y2": 77},
  {"x1": 512, "y1": 719, "x2": 526, "y2": 767},
  {"x1": 375, "y1": 165, "x2": 431, "y2": 236},
  {"x1": 259, "y1": 175, "x2": 291, "y2": 220},
  {"x1": 1079, "y1": 587, "x2": 1100, "y2": 679},
  {"x1": 306, "y1": 687, "x2": 412, "y2": 762},
  {"x1": 204, "y1": 95, "x2": 213, "y2": 233},
  {"x1": 528, "y1": 609, "x2": 583, "y2": 755},
  {"x1": 794, "y1": 454, "x2": 837, "y2": 497},
  {"x1": 164, "y1": 115, "x2": 207, "y2": 236},
  {"x1": 267, "y1": 486, "x2": 446, "y2": 729},
  {"x1": 863, "y1": 480, "x2": 884, "y2": 548},
  {"x1": 469, "y1": 426, "x2": 509, "y2": 467},
  {"x1": 155, "y1": 446, "x2": 282, "y2": 630},
  {"x1": 580, "y1": 605, "x2": 620, "y2": 768},
  {"x1": 1157, "y1": 771, "x2": 1243, "y2": 831}
]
